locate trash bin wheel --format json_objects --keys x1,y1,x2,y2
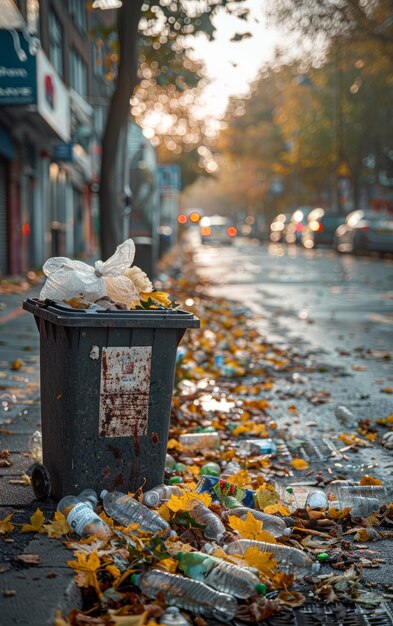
[{"x1": 31, "y1": 464, "x2": 51, "y2": 500}]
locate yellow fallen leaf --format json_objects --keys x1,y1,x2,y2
[
  {"x1": 255, "y1": 486, "x2": 280, "y2": 510},
  {"x1": 290, "y1": 459, "x2": 309, "y2": 470},
  {"x1": 157, "y1": 558, "x2": 178, "y2": 573},
  {"x1": 54, "y1": 611, "x2": 71, "y2": 626},
  {"x1": 187, "y1": 465, "x2": 201, "y2": 478},
  {"x1": 376, "y1": 414, "x2": 393, "y2": 425},
  {"x1": 0, "y1": 513, "x2": 14, "y2": 534},
  {"x1": 167, "y1": 492, "x2": 211, "y2": 513},
  {"x1": 225, "y1": 470, "x2": 252, "y2": 488},
  {"x1": 264, "y1": 504, "x2": 291, "y2": 516},
  {"x1": 43, "y1": 512, "x2": 70, "y2": 538},
  {"x1": 167, "y1": 439, "x2": 183, "y2": 450},
  {"x1": 242, "y1": 546, "x2": 278, "y2": 576},
  {"x1": 228, "y1": 511, "x2": 277, "y2": 543},
  {"x1": 21, "y1": 507, "x2": 45, "y2": 533},
  {"x1": 99, "y1": 510, "x2": 115, "y2": 528},
  {"x1": 11, "y1": 359, "x2": 23, "y2": 371},
  {"x1": 383, "y1": 387, "x2": 392, "y2": 394},
  {"x1": 359, "y1": 475, "x2": 383, "y2": 486},
  {"x1": 106, "y1": 564, "x2": 122, "y2": 579},
  {"x1": 156, "y1": 503, "x2": 171, "y2": 521},
  {"x1": 328, "y1": 507, "x2": 351, "y2": 520},
  {"x1": 67, "y1": 550, "x2": 101, "y2": 594}
]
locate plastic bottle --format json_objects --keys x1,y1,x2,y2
[
  {"x1": 159, "y1": 607, "x2": 190, "y2": 626},
  {"x1": 329, "y1": 496, "x2": 380, "y2": 518},
  {"x1": 57, "y1": 494, "x2": 111, "y2": 539},
  {"x1": 220, "y1": 460, "x2": 242, "y2": 479},
  {"x1": 305, "y1": 491, "x2": 329, "y2": 518},
  {"x1": 224, "y1": 540, "x2": 320, "y2": 578},
  {"x1": 176, "y1": 551, "x2": 264, "y2": 599},
  {"x1": 335, "y1": 404, "x2": 356, "y2": 427},
  {"x1": 222, "y1": 507, "x2": 291, "y2": 538},
  {"x1": 165, "y1": 454, "x2": 177, "y2": 471},
  {"x1": 142, "y1": 484, "x2": 183, "y2": 508},
  {"x1": 179, "y1": 432, "x2": 220, "y2": 451},
  {"x1": 238, "y1": 439, "x2": 277, "y2": 457},
  {"x1": 29, "y1": 430, "x2": 42, "y2": 463},
  {"x1": 327, "y1": 481, "x2": 387, "y2": 504},
  {"x1": 187, "y1": 499, "x2": 226, "y2": 542},
  {"x1": 100, "y1": 490, "x2": 172, "y2": 535},
  {"x1": 131, "y1": 570, "x2": 237, "y2": 621},
  {"x1": 200, "y1": 462, "x2": 221, "y2": 477}
]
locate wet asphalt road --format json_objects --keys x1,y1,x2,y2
[{"x1": 194, "y1": 238, "x2": 393, "y2": 361}]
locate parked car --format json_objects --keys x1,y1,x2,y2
[
  {"x1": 334, "y1": 210, "x2": 393, "y2": 254},
  {"x1": 285, "y1": 207, "x2": 313, "y2": 245},
  {"x1": 269, "y1": 213, "x2": 291, "y2": 243},
  {"x1": 199, "y1": 215, "x2": 237, "y2": 245},
  {"x1": 302, "y1": 209, "x2": 343, "y2": 248}
]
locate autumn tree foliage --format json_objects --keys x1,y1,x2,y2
[{"x1": 98, "y1": 0, "x2": 250, "y2": 258}]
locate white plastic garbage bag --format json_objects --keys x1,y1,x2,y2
[{"x1": 40, "y1": 239, "x2": 140, "y2": 308}]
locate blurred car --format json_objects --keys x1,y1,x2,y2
[
  {"x1": 302, "y1": 208, "x2": 343, "y2": 248},
  {"x1": 269, "y1": 213, "x2": 291, "y2": 243},
  {"x1": 199, "y1": 215, "x2": 237, "y2": 245},
  {"x1": 285, "y1": 207, "x2": 313, "y2": 245},
  {"x1": 334, "y1": 210, "x2": 393, "y2": 254}
]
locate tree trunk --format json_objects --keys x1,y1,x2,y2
[{"x1": 99, "y1": 0, "x2": 144, "y2": 260}]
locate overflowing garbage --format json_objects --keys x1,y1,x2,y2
[{"x1": 2, "y1": 244, "x2": 393, "y2": 625}]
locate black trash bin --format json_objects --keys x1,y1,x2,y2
[{"x1": 23, "y1": 298, "x2": 199, "y2": 500}]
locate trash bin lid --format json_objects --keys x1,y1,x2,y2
[{"x1": 23, "y1": 298, "x2": 200, "y2": 328}]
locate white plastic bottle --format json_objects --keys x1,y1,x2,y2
[
  {"x1": 222, "y1": 507, "x2": 291, "y2": 538},
  {"x1": 179, "y1": 432, "x2": 220, "y2": 451},
  {"x1": 100, "y1": 489, "x2": 171, "y2": 534},
  {"x1": 187, "y1": 499, "x2": 226, "y2": 542},
  {"x1": 131, "y1": 570, "x2": 237, "y2": 621},
  {"x1": 142, "y1": 484, "x2": 182, "y2": 508},
  {"x1": 224, "y1": 539, "x2": 320, "y2": 578},
  {"x1": 57, "y1": 493, "x2": 111, "y2": 539}
]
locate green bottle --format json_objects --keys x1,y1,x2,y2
[
  {"x1": 176, "y1": 551, "x2": 265, "y2": 599},
  {"x1": 200, "y1": 462, "x2": 221, "y2": 477}
]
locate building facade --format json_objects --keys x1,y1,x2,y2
[{"x1": 0, "y1": 0, "x2": 118, "y2": 275}]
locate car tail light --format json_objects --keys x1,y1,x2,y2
[
  {"x1": 201, "y1": 227, "x2": 211, "y2": 236},
  {"x1": 317, "y1": 223, "x2": 323, "y2": 232},
  {"x1": 296, "y1": 223, "x2": 303, "y2": 232},
  {"x1": 358, "y1": 226, "x2": 369, "y2": 231},
  {"x1": 227, "y1": 226, "x2": 237, "y2": 237}
]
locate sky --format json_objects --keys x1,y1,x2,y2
[{"x1": 190, "y1": 1, "x2": 285, "y2": 117}]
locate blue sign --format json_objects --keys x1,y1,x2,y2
[
  {"x1": 53, "y1": 143, "x2": 74, "y2": 162},
  {"x1": 0, "y1": 30, "x2": 37, "y2": 105},
  {"x1": 158, "y1": 164, "x2": 181, "y2": 192}
]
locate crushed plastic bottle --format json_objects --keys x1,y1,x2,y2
[
  {"x1": 222, "y1": 507, "x2": 291, "y2": 538},
  {"x1": 327, "y1": 481, "x2": 387, "y2": 504},
  {"x1": 176, "y1": 551, "x2": 264, "y2": 599},
  {"x1": 335, "y1": 404, "x2": 356, "y2": 427},
  {"x1": 187, "y1": 499, "x2": 226, "y2": 542},
  {"x1": 132, "y1": 570, "x2": 237, "y2": 620},
  {"x1": 142, "y1": 484, "x2": 182, "y2": 508},
  {"x1": 224, "y1": 539, "x2": 320, "y2": 578},
  {"x1": 29, "y1": 430, "x2": 42, "y2": 463},
  {"x1": 179, "y1": 432, "x2": 220, "y2": 451},
  {"x1": 196, "y1": 475, "x2": 256, "y2": 508},
  {"x1": 100, "y1": 490, "x2": 172, "y2": 535},
  {"x1": 57, "y1": 492, "x2": 111, "y2": 539},
  {"x1": 200, "y1": 462, "x2": 221, "y2": 477},
  {"x1": 159, "y1": 607, "x2": 190, "y2": 626}
]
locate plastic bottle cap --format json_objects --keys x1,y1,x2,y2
[
  {"x1": 317, "y1": 552, "x2": 329, "y2": 561},
  {"x1": 130, "y1": 573, "x2": 140, "y2": 586},
  {"x1": 286, "y1": 487, "x2": 294, "y2": 494},
  {"x1": 169, "y1": 530, "x2": 177, "y2": 537},
  {"x1": 283, "y1": 527, "x2": 292, "y2": 536},
  {"x1": 311, "y1": 562, "x2": 321, "y2": 574},
  {"x1": 168, "y1": 476, "x2": 183, "y2": 484},
  {"x1": 100, "y1": 490, "x2": 108, "y2": 500},
  {"x1": 255, "y1": 583, "x2": 267, "y2": 595}
]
